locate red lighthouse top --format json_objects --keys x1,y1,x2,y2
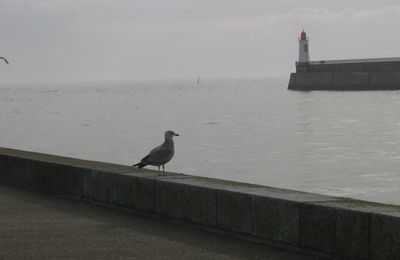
[{"x1": 300, "y1": 30, "x2": 307, "y2": 41}]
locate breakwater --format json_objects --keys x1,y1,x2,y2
[
  {"x1": 0, "y1": 147, "x2": 400, "y2": 259},
  {"x1": 288, "y1": 58, "x2": 400, "y2": 90}
]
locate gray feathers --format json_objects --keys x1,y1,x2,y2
[{"x1": 133, "y1": 130, "x2": 179, "y2": 173}]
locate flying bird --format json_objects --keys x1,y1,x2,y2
[
  {"x1": 0, "y1": 57, "x2": 9, "y2": 65},
  {"x1": 133, "y1": 130, "x2": 179, "y2": 174}
]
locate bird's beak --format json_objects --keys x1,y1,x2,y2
[{"x1": 174, "y1": 133, "x2": 180, "y2": 136}]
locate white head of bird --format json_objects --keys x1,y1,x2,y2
[{"x1": 165, "y1": 130, "x2": 179, "y2": 140}]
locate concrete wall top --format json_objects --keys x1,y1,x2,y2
[
  {"x1": 0, "y1": 147, "x2": 348, "y2": 205},
  {"x1": 1, "y1": 147, "x2": 400, "y2": 259},
  {"x1": 296, "y1": 60, "x2": 400, "y2": 73},
  {"x1": 1, "y1": 146, "x2": 400, "y2": 218}
]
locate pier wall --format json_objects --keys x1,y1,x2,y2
[
  {"x1": 1, "y1": 147, "x2": 400, "y2": 260},
  {"x1": 288, "y1": 61, "x2": 400, "y2": 90}
]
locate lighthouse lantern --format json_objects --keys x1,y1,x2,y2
[{"x1": 298, "y1": 30, "x2": 310, "y2": 63}]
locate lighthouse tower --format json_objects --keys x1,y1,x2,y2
[{"x1": 298, "y1": 30, "x2": 310, "y2": 63}]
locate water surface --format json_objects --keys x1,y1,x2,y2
[{"x1": 1, "y1": 78, "x2": 400, "y2": 204}]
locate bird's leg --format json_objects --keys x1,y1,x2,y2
[
  {"x1": 162, "y1": 165, "x2": 165, "y2": 173},
  {"x1": 157, "y1": 166, "x2": 160, "y2": 171}
]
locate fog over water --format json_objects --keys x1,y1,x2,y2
[
  {"x1": 1, "y1": 1, "x2": 400, "y2": 80},
  {"x1": 1, "y1": 78, "x2": 400, "y2": 205},
  {"x1": 1, "y1": 1, "x2": 400, "y2": 205}
]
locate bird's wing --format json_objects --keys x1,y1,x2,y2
[
  {"x1": 142, "y1": 145, "x2": 173, "y2": 164},
  {"x1": 0, "y1": 57, "x2": 9, "y2": 64}
]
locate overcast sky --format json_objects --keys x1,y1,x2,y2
[{"x1": 1, "y1": 0, "x2": 400, "y2": 81}]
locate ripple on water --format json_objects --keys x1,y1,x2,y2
[{"x1": 1, "y1": 79, "x2": 400, "y2": 205}]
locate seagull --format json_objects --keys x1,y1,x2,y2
[
  {"x1": 0, "y1": 57, "x2": 9, "y2": 65},
  {"x1": 133, "y1": 130, "x2": 179, "y2": 174}
]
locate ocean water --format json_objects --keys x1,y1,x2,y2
[{"x1": 1, "y1": 78, "x2": 400, "y2": 205}]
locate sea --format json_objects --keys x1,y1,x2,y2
[{"x1": 1, "y1": 78, "x2": 400, "y2": 205}]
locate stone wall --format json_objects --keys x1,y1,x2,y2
[
  {"x1": 298, "y1": 61, "x2": 400, "y2": 73},
  {"x1": 288, "y1": 61, "x2": 400, "y2": 90},
  {"x1": 1, "y1": 147, "x2": 399, "y2": 259}
]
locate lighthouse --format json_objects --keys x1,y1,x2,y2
[{"x1": 298, "y1": 30, "x2": 310, "y2": 63}]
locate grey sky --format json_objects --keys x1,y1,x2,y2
[{"x1": 1, "y1": 0, "x2": 400, "y2": 81}]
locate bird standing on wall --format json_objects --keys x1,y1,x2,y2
[
  {"x1": 0, "y1": 57, "x2": 9, "y2": 64},
  {"x1": 132, "y1": 130, "x2": 179, "y2": 174}
]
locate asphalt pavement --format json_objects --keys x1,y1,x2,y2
[{"x1": 0, "y1": 185, "x2": 326, "y2": 259}]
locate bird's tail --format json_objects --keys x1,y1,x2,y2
[{"x1": 132, "y1": 162, "x2": 146, "y2": 168}]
